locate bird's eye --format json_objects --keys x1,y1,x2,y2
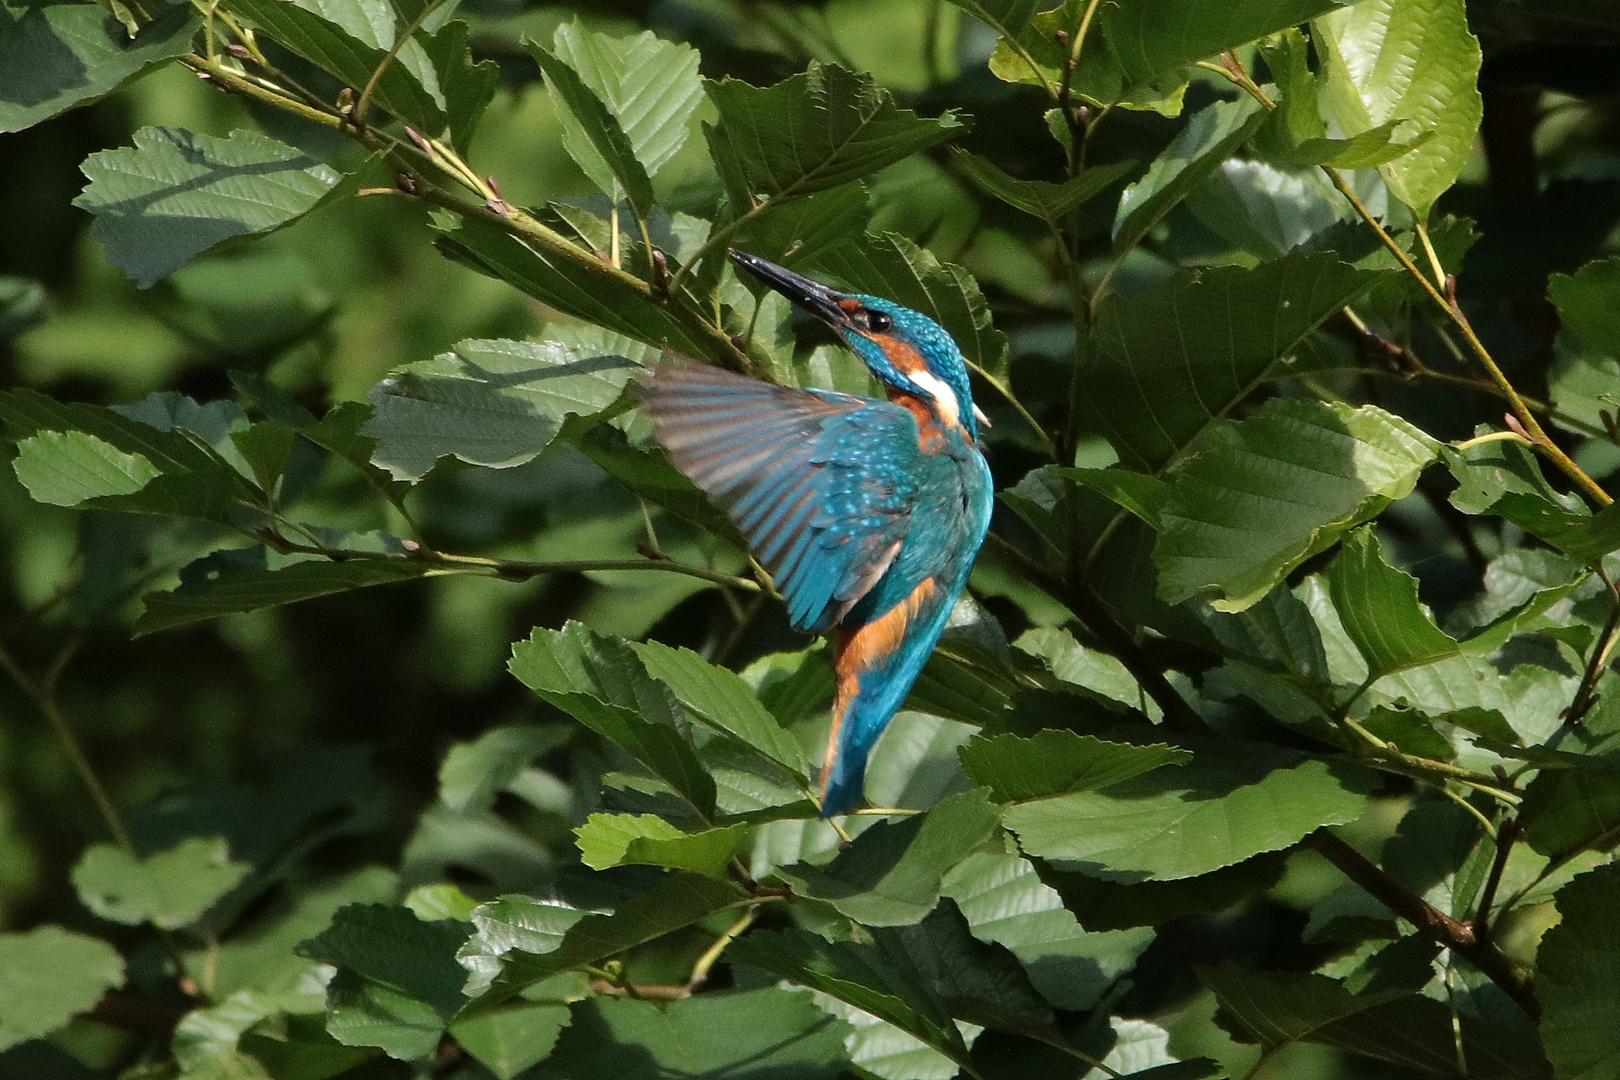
[{"x1": 867, "y1": 311, "x2": 892, "y2": 333}]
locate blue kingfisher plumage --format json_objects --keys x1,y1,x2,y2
[{"x1": 641, "y1": 250, "x2": 994, "y2": 816}]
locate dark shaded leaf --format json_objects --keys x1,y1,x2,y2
[
  {"x1": 959, "y1": 731, "x2": 1190, "y2": 803},
  {"x1": 0, "y1": 3, "x2": 197, "y2": 134},
  {"x1": 1077, "y1": 255, "x2": 1385, "y2": 473},
  {"x1": 1156, "y1": 402, "x2": 1439, "y2": 612},
  {"x1": 774, "y1": 790, "x2": 999, "y2": 926}
]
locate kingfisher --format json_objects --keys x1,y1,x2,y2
[{"x1": 641, "y1": 250, "x2": 994, "y2": 817}]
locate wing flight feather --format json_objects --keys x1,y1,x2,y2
[{"x1": 641, "y1": 359, "x2": 918, "y2": 634}]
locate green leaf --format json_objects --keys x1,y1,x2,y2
[
  {"x1": 811, "y1": 231, "x2": 1008, "y2": 381},
  {"x1": 1539, "y1": 864, "x2": 1620, "y2": 1080},
  {"x1": 1057, "y1": 467, "x2": 1171, "y2": 529},
  {"x1": 579, "y1": 426, "x2": 744, "y2": 544},
  {"x1": 539, "y1": 989, "x2": 852, "y2": 1080},
  {"x1": 12, "y1": 429, "x2": 160, "y2": 506},
  {"x1": 1187, "y1": 160, "x2": 1349, "y2": 259},
  {"x1": 1325, "y1": 527, "x2": 1457, "y2": 680},
  {"x1": 1484, "y1": 494, "x2": 1620, "y2": 567},
  {"x1": 225, "y1": 0, "x2": 446, "y2": 135},
  {"x1": 439, "y1": 724, "x2": 572, "y2": 813},
  {"x1": 706, "y1": 62, "x2": 964, "y2": 200},
  {"x1": 729, "y1": 928, "x2": 969, "y2": 1067},
  {"x1": 574, "y1": 814, "x2": 747, "y2": 876},
  {"x1": 488, "y1": 873, "x2": 748, "y2": 996},
  {"x1": 73, "y1": 126, "x2": 346, "y2": 287},
  {"x1": 1078, "y1": 254, "x2": 1384, "y2": 473},
  {"x1": 1285, "y1": 121, "x2": 1435, "y2": 169},
  {"x1": 1155, "y1": 400, "x2": 1440, "y2": 612},
  {"x1": 449, "y1": 1001, "x2": 570, "y2": 1080},
  {"x1": 70, "y1": 836, "x2": 250, "y2": 930},
  {"x1": 230, "y1": 421, "x2": 296, "y2": 494},
  {"x1": 0, "y1": 926, "x2": 124, "y2": 1052},
  {"x1": 135, "y1": 556, "x2": 438, "y2": 636},
  {"x1": 951, "y1": 151, "x2": 1137, "y2": 225},
  {"x1": 297, "y1": 903, "x2": 472, "y2": 1017},
  {"x1": 325, "y1": 968, "x2": 444, "y2": 1060},
  {"x1": 509, "y1": 623, "x2": 716, "y2": 818},
  {"x1": 1100, "y1": 0, "x2": 1350, "y2": 84},
  {"x1": 1004, "y1": 749, "x2": 1372, "y2": 880},
  {"x1": 1521, "y1": 769, "x2": 1620, "y2": 863},
  {"x1": 873, "y1": 899, "x2": 1054, "y2": 1035},
  {"x1": 959, "y1": 731, "x2": 1190, "y2": 803},
  {"x1": 943, "y1": 0, "x2": 1040, "y2": 40},
  {"x1": 1200, "y1": 964, "x2": 1547, "y2": 1080},
  {"x1": 432, "y1": 215, "x2": 736, "y2": 364},
  {"x1": 457, "y1": 894, "x2": 592, "y2": 996},
  {"x1": 942, "y1": 851, "x2": 1153, "y2": 1012},
  {"x1": 424, "y1": 20, "x2": 498, "y2": 156},
  {"x1": 0, "y1": 3, "x2": 198, "y2": 134},
  {"x1": 774, "y1": 790, "x2": 1000, "y2": 926},
  {"x1": 1551, "y1": 257, "x2": 1620, "y2": 358},
  {"x1": 529, "y1": 40, "x2": 655, "y2": 215},
  {"x1": 1314, "y1": 0, "x2": 1483, "y2": 217},
  {"x1": 1113, "y1": 96, "x2": 1267, "y2": 255},
  {"x1": 552, "y1": 23, "x2": 704, "y2": 181},
  {"x1": 630, "y1": 640, "x2": 811, "y2": 779},
  {"x1": 1042, "y1": 852, "x2": 1291, "y2": 932},
  {"x1": 364, "y1": 334, "x2": 648, "y2": 481},
  {"x1": 990, "y1": 4, "x2": 1189, "y2": 116}
]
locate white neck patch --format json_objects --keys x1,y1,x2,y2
[{"x1": 908, "y1": 368, "x2": 962, "y2": 430}]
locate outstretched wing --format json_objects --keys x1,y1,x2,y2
[{"x1": 640, "y1": 359, "x2": 920, "y2": 634}]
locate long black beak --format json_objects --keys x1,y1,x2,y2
[{"x1": 729, "y1": 249, "x2": 851, "y2": 329}]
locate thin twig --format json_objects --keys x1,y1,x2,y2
[
  {"x1": 1473, "y1": 818, "x2": 1520, "y2": 942},
  {"x1": 259, "y1": 535, "x2": 763, "y2": 592},
  {"x1": 0, "y1": 639, "x2": 135, "y2": 855},
  {"x1": 1310, "y1": 830, "x2": 1540, "y2": 1018}
]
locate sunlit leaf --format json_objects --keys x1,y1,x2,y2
[
  {"x1": 1324, "y1": 528, "x2": 1457, "y2": 680},
  {"x1": 1113, "y1": 96, "x2": 1266, "y2": 255},
  {"x1": 226, "y1": 0, "x2": 446, "y2": 133},
  {"x1": 574, "y1": 814, "x2": 746, "y2": 876},
  {"x1": 552, "y1": 23, "x2": 704, "y2": 180},
  {"x1": 959, "y1": 731, "x2": 1190, "y2": 803},
  {"x1": 706, "y1": 62, "x2": 964, "y2": 201},
  {"x1": 12, "y1": 429, "x2": 160, "y2": 507},
  {"x1": 1313, "y1": 0, "x2": 1483, "y2": 217},
  {"x1": 364, "y1": 334, "x2": 648, "y2": 481},
  {"x1": 74, "y1": 126, "x2": 347, "y2": 287},
  {"x1": 71, "y1": 837, "x2": 250, "y2": 930},
  {"x1": 1100, "y1": 0, "x2": 1350, "y2": 84},
  {"x1": 1003, "y1": 748, "x2": 1372, "y2": 880},
  {"x1": 0, "y1": 927, "x2": 124, "y2": 1052}
]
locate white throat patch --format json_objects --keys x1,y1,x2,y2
[{"x1": 908, "y1": 368, "x2": 962, "y2": 429}]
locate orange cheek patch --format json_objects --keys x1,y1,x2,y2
[{"x1": 874, "y1": 335, "x2": 927, "y2": 377}]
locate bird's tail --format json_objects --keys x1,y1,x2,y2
[{"x1": 819, "y1": 582, "x2": 948, "y2": 817}]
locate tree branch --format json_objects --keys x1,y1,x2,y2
[{"x1": 1310, "y1": 829, "x2": 1540, "y2": 1018}]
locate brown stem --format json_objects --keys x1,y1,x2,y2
[
  {"x1": 1473, "y1": 818, "x2": 1521, "y2": 943},
  {"x1": 1565, "y1": 574, "x2": 1620, "y2": 727},
  {"x1": 1311, "y1": 830, "x2": 1540, "y2": 1018}
]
